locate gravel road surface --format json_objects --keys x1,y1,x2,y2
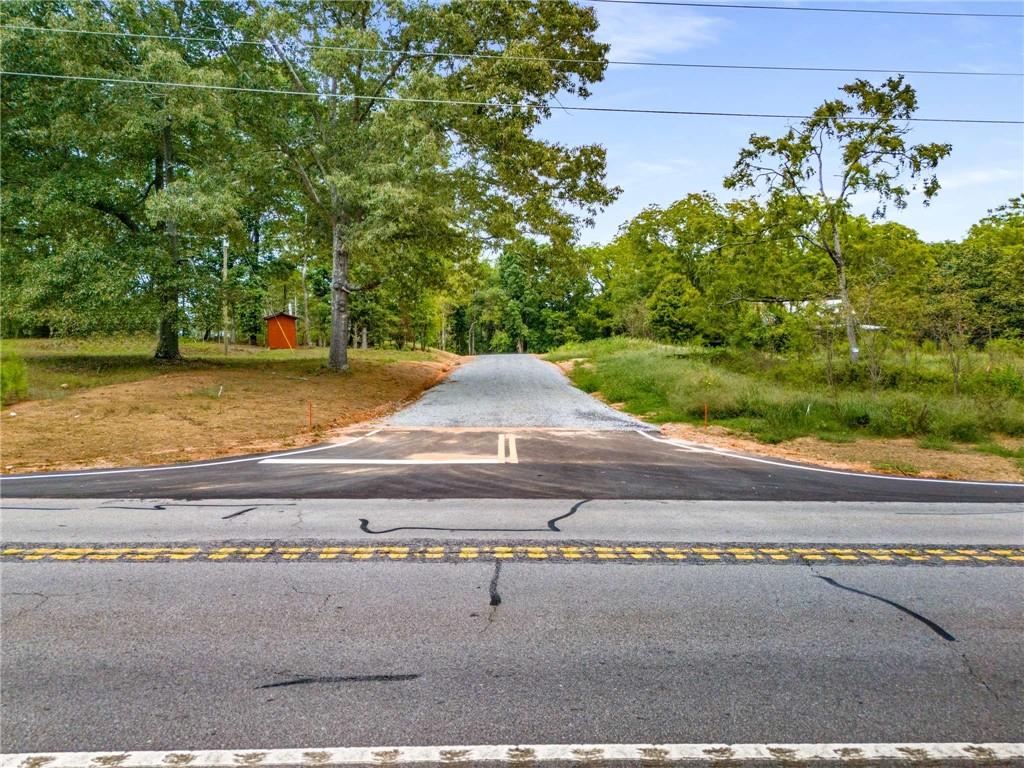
[{"x1": 387, "y1": 354, "x2": 646, "y2": 429}]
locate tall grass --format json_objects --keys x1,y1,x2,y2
[
  {"x1": 548, "y1": 337, "x2": 1024, "y2": 445},
  {"x1": 0, "y1": 346, "x2": 29, "y2": 405}
]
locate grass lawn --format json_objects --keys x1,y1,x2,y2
[
  {"x1": 0, "y1": 336, "x2": 456, "y2": 473},
  {"x1": 548, "y1": 337, "x2": 1024, "y2": 481}
]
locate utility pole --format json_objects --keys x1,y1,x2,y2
[
  {"x1": 301, "y1": 212, "x2": 311, "y2": 346},
  {"x1": 222, "y1": 238, "x2": 230, "y2": 355},
  {"x1": 301, "y1": 254, "x2": 311, "y2": 347}
]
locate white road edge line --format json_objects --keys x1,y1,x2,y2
[
  {"x1": 0, "y1": 431, "x2": 381, "y2": 480},
  {"x1": 260, "y1": 458, "x2": 503, "y2": 465},
  {"x1": 635, "y1": 429, "x2": 1024, "y2": 487},
  {"x1": 2, "y1": 743, "x2": 1021, "y2": 767}
]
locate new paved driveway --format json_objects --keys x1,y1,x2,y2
[{"x1": 388, "y1": 354, "x2": 645, "y2": 429}]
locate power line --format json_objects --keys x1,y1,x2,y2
[
  {"x1": 587, "y1": 0, "x2": 1024, "y2": 19},
  {"x1": 2, "y1": 0, "x2": 1022, "y2": 18},
  {"x1": 3, "y1": 69, "x2": 1021, "y2": 124},
  {"x1": 4, "y1": 24, "x2": 1021, "y2": 79}
]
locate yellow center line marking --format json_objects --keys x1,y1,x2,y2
[
  {"x1": 3, "y1": 544, "x2": 1022, "y2": 565},
  {"x1": 507, "y1": 434, "x2": 518, "y2": 464}
]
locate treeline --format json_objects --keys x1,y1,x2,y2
[
  {"x1": 3, "y1": 2, "x2": 1021, "y2": 370},
  {"x1": 446, "y1": 194, "x2": 1023, "y2": 368}
]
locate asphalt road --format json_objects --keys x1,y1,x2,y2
[
  {"x1": 3, "y1": 561, "x2": 1021, "y2": 752},
  {"x1": 2, "y1": 354, "x2": 1022, "y2": 762}
]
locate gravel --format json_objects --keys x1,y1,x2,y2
[{"x1": 387, "y1": 354, "x2": 649, "y2": 429}]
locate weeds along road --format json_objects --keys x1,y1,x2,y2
[{"x1": 2, "y1": 354, "x2": 1023, "y2": 762}]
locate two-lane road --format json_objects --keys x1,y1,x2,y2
[{"x1": 2, "y1": 355, "x2": 1022, "y2": 765}]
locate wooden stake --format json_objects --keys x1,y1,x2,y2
[
  {"x1": 308, "y1": 400, "x2": 313, "y2": 430},
  {"x1": 704, "y1": 402, "x2": 709, "y2": 429}
]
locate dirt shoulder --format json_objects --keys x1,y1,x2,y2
[
  {"x1": 661, "y1": 422, "x2": 1024, "y2": 483},
  {"x1": 1, "y1": 349, "x2": 459, "y2": 474}
]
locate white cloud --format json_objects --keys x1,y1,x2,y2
[{"x1": 593, "y1": 3, "x2": 723, "y2": 60}]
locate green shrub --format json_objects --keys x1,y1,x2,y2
[
  {"x1": 931, "y1": 410, "x2": 986, "y2": 443},
  {"x1": 0, "y1": 348, "x2": 29, "y2": 405},
  {"x1": 873, "y1": 396, "x2": 933, "y2": 437}
]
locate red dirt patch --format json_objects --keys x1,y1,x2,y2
[
  {"x1": 2, "y1": 355, "x2": 458, "y2": 474},
  {"x1": 662, "y1": 422, "x2": 1024, "y2": 482}
]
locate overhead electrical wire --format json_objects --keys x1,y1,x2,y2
[
  {"x1": 1, "y1": 0, "x2": 1021, "y2": 18},
  {"x1": 3, "y1": 70, "x2": 1021, "y2": 125},
  {"x1": 585, "y1": 0, "x2": 1024, "y2": 19},
  {"x1": 3, "y1": 24, "x2": 1021, "y2": 79}
]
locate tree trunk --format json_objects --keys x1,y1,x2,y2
[
  {"x1": 361, "y1": 326, "x2": 368, "y2": 349},
  {"x1": 832, "y1": 222, "x2": 858, "y2": 363},
  {"x1": 155, "y1": 121, "x2": 181, "y2": 361},
  {"x1": 327, "y1": 215, "x2": 350, "y2": 371}
]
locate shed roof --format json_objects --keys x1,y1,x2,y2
[{"x1": 264, "y1": 312, "x2": 299, "y2": 320}]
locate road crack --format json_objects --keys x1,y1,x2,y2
[
  {"x1": 257, "y1": 674, "x2": 418, "y2": 689},
  {"x1": 958, "y1": 652, "x2": 1002, "y2": 701},
  {"x1": 481, "y1": 560, "x2": 503, "y2": 633},
  {"x1": 811, "y1": 572, "x2": 956, "y2": 641},
  {"x1": 359, "y1": 498, "x2": 591, "y2": 535}
]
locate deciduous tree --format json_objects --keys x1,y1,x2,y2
[{"x1": 724, "y1": 77, "x2": 951, "y2": 362}]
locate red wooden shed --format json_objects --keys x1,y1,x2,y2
[{"x1": 265, "y1": 312, "x2": 299, "y2": 350}]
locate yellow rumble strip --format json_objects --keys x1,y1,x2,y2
[{"x1": 1, "y1": 544, "x2": 1022, "y2": 565}]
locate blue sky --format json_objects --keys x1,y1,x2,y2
[{"x1": 536, "y1": 0, "x2": 1024, "y2": 245}]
